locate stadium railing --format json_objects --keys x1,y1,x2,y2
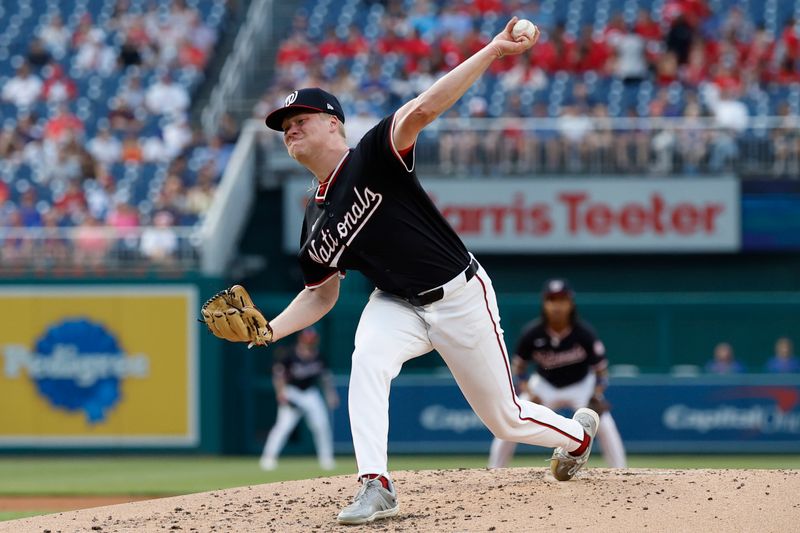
[
  {"x1": 0, "y1": 226, "x2": 201, "y2": 275},
  {"x1": 255, "y1": 115, "x2": 798, "y2": 178}
]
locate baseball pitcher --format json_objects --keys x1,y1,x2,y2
[{"x1": 201, "y1": 17, "x2": 600, "y2": 526}]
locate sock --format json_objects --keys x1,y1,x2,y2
[
  {"x1": 359, "y1": 473, "x2": 390, "y2": 490},
  {"x1": 569, "y1": 430, "x2": 591, "y2": 457}
]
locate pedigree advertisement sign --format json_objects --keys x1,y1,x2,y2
[
  {"x1": 0, "y1": 286, "x2": 198, "y2": 447},
  {"x1": 284, "y1": 177, "x2": 740, "y2": 253}
]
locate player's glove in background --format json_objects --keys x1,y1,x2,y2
[{"x1": 201, "y1": 285, "x2": 273, "y2": 348}]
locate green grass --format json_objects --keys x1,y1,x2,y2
[
  {"x1": 0, "y1": 511, "x2": 50, "y2": 521},
  {"x1": 0, "y1": 455, "x2": 797, "y2": 497}
]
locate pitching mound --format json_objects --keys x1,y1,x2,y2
[{"x1": 3, "y1": 468, "x2": 798, "y2": 532}]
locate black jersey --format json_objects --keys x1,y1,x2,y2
[
  {"x1": 515, "y1": 319, "x2": 608, "y2": 388},
  {"x1": 298, "y1": 114, "x2": 470, "y2": 298},
  {"x1": 277, "y1": 351, "x2": 327, "y2": 391}
]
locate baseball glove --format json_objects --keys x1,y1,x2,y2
[
  {"x1": 587, "y1": 393, "x2": 611, "y2": 415},
  {"x1": 201, "y1": 285, "x2": 273, "y2": 347}
]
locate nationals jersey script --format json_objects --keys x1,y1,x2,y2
[{"x1": 298, "y1": 114, "x2": 470, "y2": 298}]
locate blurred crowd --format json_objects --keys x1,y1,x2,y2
[
  {"x1": 0, "y1": 0, "x2": 234, "y2": 270},
  {"x1": 706, "y1": 337, "x2": 800, "y2": 374},
  {"x1": 255, "y1": 0, "x2": 800, "y2": 176}
]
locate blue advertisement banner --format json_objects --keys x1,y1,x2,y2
[
  {"x1": 333, "y1": 375, "x2": 800, "y2": 454},
  {"x1": 741, "y1": 181, "x2": 800, "y2": 251}
]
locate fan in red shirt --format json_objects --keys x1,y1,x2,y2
[
  {"x1": 276, "y1": 34, "x2": 313, "y2": 65},
  {"x1": 319, "y1": 28, "x2": 348, "y2": 59}
]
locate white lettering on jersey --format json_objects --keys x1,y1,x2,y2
[
  {"x1": 308, "y1": 228, "x2": 340, "y2": 264},
  {"x1": 308, "y1": 186, "x2": 383, "y2": 267},
  {"x1": 533, "y1": 345, "x2": 587, "y2": 369}
]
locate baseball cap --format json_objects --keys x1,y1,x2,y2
[
  {"x1": 265, "y1": 88, "x2": 346, "y2": 131},
  {"x1": 542, "y1": 278, "x2": 574, "y2": 298}
]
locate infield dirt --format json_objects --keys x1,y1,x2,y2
[{"x1": 3, "y1": 467, "x2": 798, "y2": 532}]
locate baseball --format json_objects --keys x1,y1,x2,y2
[{"x1": 511, "y1": 19, "x2": 537, "y2": 41}]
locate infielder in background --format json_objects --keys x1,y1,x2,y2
[
  {"x1": 259, "y1": 327, "x2": 338, "y2": 471},
  {"x1": 205, "y1": 17, "x2": 600, "y2": 526},
  {"x1": 489, "y1": 279, "x2": 627, "y2": 469}
]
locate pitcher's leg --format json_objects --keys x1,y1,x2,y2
[
  {"x1": 488, "y1": 389, "x2": 533, "y2": 468},
  {"x1": 431, "y1": 274, "x2": 586, "y2": 451},
  {"x1": 349, "y1": 292, "x2": 433, "y2": 477}
]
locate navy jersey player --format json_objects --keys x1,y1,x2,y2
[
  {"x1": 489, "y1": 279, "x2": 627, "y2": 469},
  {"x1": 261, "y1": 18, "x2": 600, "y2": 525},
  {"x1": 259, "y1": 327, "x2": 338, "y2": 471}
]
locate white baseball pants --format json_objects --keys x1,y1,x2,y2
[
  {"x1": 488, "y1": 373, "x2": 628, "y2": 468},
  {"x1": 348, "y1": 261, "x2": 586, "y2": 477},
  {"x1": 261, "y1": 385, "x2": 335, "y2": 469}
]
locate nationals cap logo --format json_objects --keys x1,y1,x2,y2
[
  {"x1": 285, "y1": 91, "x2": 298, "y2": 106},
  {"x1": 1, "y1": 318, "x2": 149, "y2": 424}
]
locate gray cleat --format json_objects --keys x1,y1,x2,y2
[
  {"x1": 550, "y1": 407, "x2": 600, "y2": 481},
  {"x1": 337, "y1": 476, "x2": 400, "y2": 525}
]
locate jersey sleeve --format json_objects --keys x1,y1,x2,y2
[
  {"x1": 357, "y1": 113, "x2": 416, "y2": 174},
  {"x1": 582, "y1": 323, "x2": 609, "y2": 371},
  {"x1": 514, "y1": 325, "x2": 536, "y2": 361}
]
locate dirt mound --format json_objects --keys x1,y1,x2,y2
[{"x1": 4, "y1": 468, "x2": 798, "y2": 532}]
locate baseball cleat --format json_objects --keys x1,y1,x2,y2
[
  {"x1": 337, "y1": 477, "x2": 399, "y2": 525},
  {"x1": 550, "y1": 407, "x2": 600, "y2": 481}
]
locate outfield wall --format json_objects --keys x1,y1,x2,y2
[{"x1": 324, "y1": 374, "x2": 800, "y2": 455}]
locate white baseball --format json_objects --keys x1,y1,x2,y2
[{"x1": 511, "y1": 19, "x2": 538, "y2": 41}]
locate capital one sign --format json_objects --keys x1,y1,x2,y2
[{"x1": 284, "y1": 177, "x2": 740, "y2": 253}]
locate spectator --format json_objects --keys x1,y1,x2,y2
[
  {"x1": 43, "y1": 103, "x2": 85, "y2": 145},
  {"x1": 26, "y1": 38, "x2": 53, "y2": 69},
  {"x1": 108, "y1": 96, "x2": 141, "y2": 132},
  {"x1": 140, "y1": 210, "x2": 178, "y2": 263},
  {"x1": 188, "y1": 10, "x2": 216, "y2": 53},
  {"x1": 120, "y1": 131, "x2": 145, "y2": 164},
  {"x1": 75, "y1": 28, "x2": 117, "y2": 75},
  {"x1": 162, "y1": 114, "x2": 193, "y2": 160},
  {"x1": 765, "y1": 337, "x2": 800, "y2": 373},
  {"x1": 704, "y1": 84, "x2": 748, "y2": 172},
  {"x1": 145, "y1": 72, "x2": 190, "y2": 116},
  {"x1": 193, "y1": 135, "x2": 234, "y2": 178},
  {"x1": 558, "y1": 105, "x2": 593, "y2": 172},
  {"x1": 117, "y1": 74, "x2": 146, "y2": 110},
  {"x1": 42, "y1": 63, "x2": 77, "y2": 104},
  {"x1": 53, "y1": 179, "x2": 87, "y2": 216},
  {"x1": 666, "y1": 13, "x2": 695, "y2": 65},
  {"x1": 38, "y1": 209, "x2": 70, "y2": 267},
  {"x1": 106, "y1": 200, "x2": 140, "y2": 259},
  {"x1": 705, "y1": 342, "x2": 745, "y2": 374},
  {"x1": 437, "y1": 1, "x2": 472, "y2": 39},
  {"x1": 185, "y1": 164, "x2": 217, "y2": 215},
  {"x1": 86, "y1": 169, "x2": 117, "y2": 220},
  {"x1": 118, "y1": 34, "x2": 144, "y2": 69},
  {"x1": 18, "y1": 189, "x2": 43, "y2": 228},
  {"x1": 73, "y1": 214, "x2": 110, "y2": 267},
  {"x1": 87, "y1": 125, "x2": 122, "y2": 166},
  {"x1": 609, "y1": 22, "x2": 648, "y2": 83},
  {"x1": 408, "y1": 0, "x2": 438, "y2": 41},
  {"x1": 0, "y1": 124, "x2": 24, "y2": 162},
  {"x1": 2, "y1": 63, "x2": 43, "y2": 108},
  {"x1": 771, "y1": 103, "x2": 800, "y2": 176},
  {"x1": 38, "y1": 13, "x2": 71, "y2": 57},
  {"x1": 1, "y1": 210, "x2": 35, "y2": 265}
]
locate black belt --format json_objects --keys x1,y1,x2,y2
[{"x1": 406, "y1": 257, "x2": 479, "y2": 307}]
